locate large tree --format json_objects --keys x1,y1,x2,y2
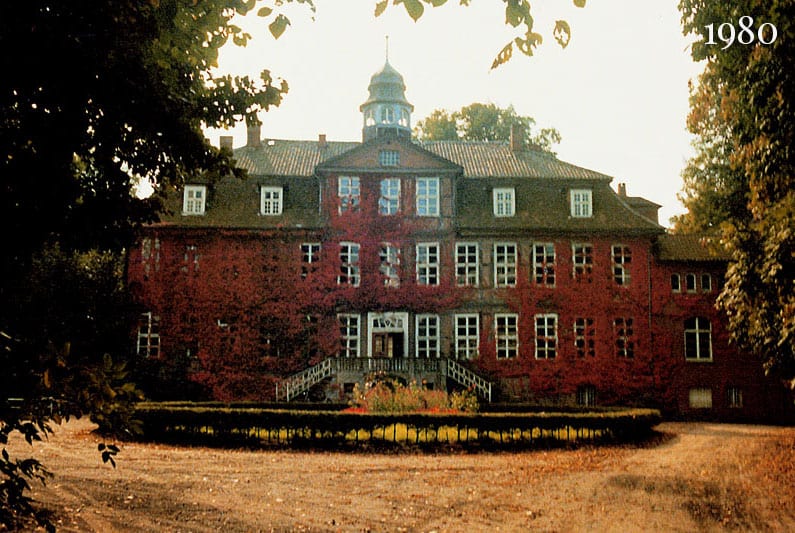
[
  {"x1": 415, "y1": 103, "x2": 562, "y2": 152},
  {"x1": 676, "y1": 1, "x2": 795, "y2": 384}
]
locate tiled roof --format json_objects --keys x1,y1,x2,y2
[
  {"x1": 657, "y1": 234, "x2": 730, "y2": 262},
  {"x1": 234, "y1": 140, "x2": 359, "y2": 177},
  {"x1": 232, "y1": 139, "x2": 611, "y2": 180},
  {"x1": 421, "y1": 141, "x2": 611, "y2": 180}
]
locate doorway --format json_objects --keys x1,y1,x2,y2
[{"x1": 372, "y1": 332, "x2": 405, "y2": 358}]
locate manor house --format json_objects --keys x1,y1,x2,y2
[{"x1": 128, "y1": 59, "x2": 793, "y2": 421}]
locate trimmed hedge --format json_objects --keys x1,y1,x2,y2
[{"x1": 133, "y1": 403, "x2": 661, "y2": 449}]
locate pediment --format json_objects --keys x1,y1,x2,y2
[{"x1": 316, "y1": 137, "x2": 462, "y2": 175}]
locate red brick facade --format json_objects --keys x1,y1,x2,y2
[{"x1": 128, "y1": 63, "x2": 794, "y2": 420}]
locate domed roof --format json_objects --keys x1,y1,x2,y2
[{"x1": 360, "y1": 60, "x2": 414, "y2": 110}]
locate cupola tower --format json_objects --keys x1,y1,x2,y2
[{"x1": 360, "y1": 39, "x2": 413, "y2": 142}]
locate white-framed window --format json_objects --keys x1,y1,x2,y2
[
  {"x1": 684, "y1": 317, "x2": 712, "y2": 361},
  {"x1": 416, "y1": 243, "x2": 439, "y2": 285},
  {"x1": 379, "y1": 150, "x2": 400, "y2": 167},
  {"x1": 338, "y1": 242, "x2": 360, "y2": 286},
  {"x1": 338, "y1": 176, "x2": 360, "y2": 212},
  {"x1": 689, "y1": 388, "x2": 713, "y2": 409},
  {"x1": 416, "y1": 177, "x2": 439, "y2": 216},
  {"x1": 455, "y1": 242, "x2": 479, "y2": 287},
  {"x1": 379, "y1": 178, "x2": 400, "y2": 215},
  {"x1": 572, "y1": 243, "x2": 593, "y2": 282},
  {"x1": 260, "y1": 186, "x2": 283, "y2": 215},
  {"x1": 182, "y1": 185, "x2": 207, "y2": 215},
  {"x1": 416, "y1": 314, "x2": 440, "y2": 358},
  {"x1": 136, "y1": 312, "x2": 160, "y2": 357},
  {"x1": 338, "y1": 314, "x2": 360, "y2": 358},
  {"x1": 141, "y1": 237, "x2": 160, "y2": 277},
  {"x1": 612, "y1": 245, "x2": 631, "y2": 286},
  {"x1": 533, "y1": 243, "x2": 556, "y2": 286},
  {"x1": 685, "y1": 273, "x2": 697, "y2": 293},
  {"x1": 182, "y1": 244, "x2": 199, "y2": 273},
  {"x1": 701, "y1": 273, "x2": 712, "y2": 293},
  {"x1": 494, "y1": 243, "x2": 517, "y2": 287},
  {"x1": 535, "y1": 314, "x2": 558, "y2": 359},
  {"x1": 614, "y1": 317, "x2": 635, "y2": 358},
  {"x1": 577, "y1": 385, "x2": 597, "y2": 407},
  {"x1": 671, "y1": 273, "x2": 681, "y2": 293},
  {"x1": 727, "y1": 387, "x2": 743, "y2": 408},
  {"x1": 574, "y1": 318, "x2": 595, "y2": 358},
  {"x1": 570, "y1": 189, "x2": 592, "y2": 218},
  {"x1": 380, "y1": 243, "x2": 400, "y2": 287},
  {"x1": 495, "y1": 313, "x2": 518, "y2": 359},
  {"x1": 493, "y1": 188, "x2": 515, "y2": 217},
  {"x1": 301, "y1": 242, "x2": 321, "y2": 278},
  {"x1": 455, "y1": 314, "x2": 479, "y2": 360}
]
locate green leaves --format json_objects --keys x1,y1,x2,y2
[
  {"x1": 268, "y1": 14, "x2": 291, "y2": 39},
  {"x1": 375, "y1": 0, "x2": 388, "y2": 17},
  {"x1": 553, "y1": 20, "x2": 571, "y2": 48},
  {"x1": 573, "y1": 0, "x2": 586, "y2": 7},
  {"x1": 403, "y1": 0, "x2": 424, "y2": 21}
]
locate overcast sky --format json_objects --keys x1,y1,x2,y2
[{"x1": 206, "y1": 0, "x2": 704, "y2": 227}]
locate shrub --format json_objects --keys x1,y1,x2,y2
[{"x1": 349, "y1": 379, "x2": 478, "y2": 413}]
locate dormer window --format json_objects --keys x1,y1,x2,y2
[
  {"x1": 379, "y1": 150, "x2": 400, "y2": 167},
  {"x1": 571, "y1": 189, "x2": 592, "y2": 218},
  {"x1": 260, "y1": 186, "x2": 283, "y2": 215},
  {"x1": 493, "y1": 188, "x2": 515, "y2": 217},
  {"x1": 182, "y1": 185, "x2": 206, "y2": 215}
]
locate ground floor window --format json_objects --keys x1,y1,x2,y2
[
  {"x1": 535, "y1": 314, "x2": 557, "y2": 359},
  {"x1": 416, "y1": 314, "x2": 440, "y2": 358},
  {"x1": 338, "y1": 314, "x2": 360, "y2": 357},
  {"x1": 574, "y1": 318, "x2": 595, "y2": 357},
  {"x1": 727, "y1": 387, "x2": 743, "y2": 408},
  {"x1": 577, "y1": 385, "x2": 597, "y2": 406},
  {"x1": 495, "y1": 313, "x2": 518, "y2": 359},
  {"x1": 136, "y1": 312, "x2": 160, "y2": 357},
  {"x1": 455, "y1": 314, "x2": 479, "y2": 359},
  {"x1": 613, "y1": 317, "x2": 635, "y2": 358}
]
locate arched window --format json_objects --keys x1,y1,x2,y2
[{"x1": 685, "y1": 317, "x2": 712, "y2": 361}]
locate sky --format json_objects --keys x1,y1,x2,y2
[{"x1": 205, "y1": 0, "x2": 704, "y2": 227}]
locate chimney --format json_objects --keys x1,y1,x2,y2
[
  {"x1": 246, "y1": 124, "x2": 261, "y2": 147},
  {"x1": 219, "y1": 135, "x2": 233, "y2": 151},
  {"x1": 618, "y1": 183, "x2": 627, "y2": 197},
  {"x1": 318, "y1": 133, "x2": 327, "y2": 148},
  {"x1": 509, "y1": 123, "x2": 523, "y2": 152}
]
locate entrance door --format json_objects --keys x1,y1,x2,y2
[{"x1": 372, "y1": 332, "x2": 404, "y2": 358}]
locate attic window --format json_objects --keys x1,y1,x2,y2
[
  {"x1": 379, "y1": 150, "x2": 400, "y2": 167},
  {"x1": 260, "y1": 186, "x2": 283, "y2": 215},
  {"x1": 493, "y1": 188, "x2": 515, "y2": 217},
  {"x1": 570, "y1": 189, "x2": 592, "y2": 218},
  {"x1": 182, "y1": 185, "x2": 206, "y2": 215}
]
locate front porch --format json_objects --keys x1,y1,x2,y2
[{"x1": 275, "y1": 356, "x2": 492, "y2": 403}]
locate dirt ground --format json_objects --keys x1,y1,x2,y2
[{"x1": 7, "y1": 419, "x2": 794, "y2": 532}]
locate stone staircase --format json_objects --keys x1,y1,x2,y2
[{"x1": 276, "y1": 357, "x2": 492, "y2": 403}]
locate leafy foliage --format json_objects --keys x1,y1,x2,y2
[
  {"x1": 348, "y1": 378, "x2": 479, "y2": 413},
  {"x1": 676, "y1": 1, "x2": 795, "y2": 384},
  {"x1": 377, "y1": 0, "x2": 587, "y2": 68},
  {"x1": 414, "y1": 103, "x2": 562, "y2": 152}
]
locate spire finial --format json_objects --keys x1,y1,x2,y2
[{"x1": 385, "y1": 35, "x2": 389, "y2": 62}]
